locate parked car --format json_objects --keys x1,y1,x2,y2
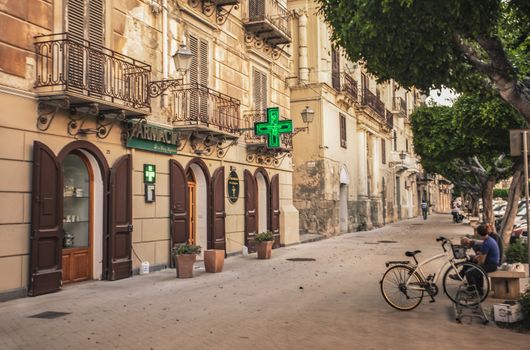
[
  {"x1": 511, "y1": 222, "x2": 528, "y2": 244},
  {"x1": 493, "y1": 203, "x2": 507, "y2": 218}
]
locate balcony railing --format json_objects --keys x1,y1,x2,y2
[
  {"x1": 243, "y1": 110, "x2": 292, "y2": 149},
  {"x1": 244, "y1": 0, "x2": 292, "y2": 46},
  {"x1": 340, "y1": 73, "x2": 359, "y2": 101},
  {"x1": 34, "y1": 33, "x2": 151, "y2": 113},
  {"x1": 361, "y1": 87, "x2": 386, "y2": 120},
  {"x1": 166, "y1": 83, "x2": 241, "y2": 134}
]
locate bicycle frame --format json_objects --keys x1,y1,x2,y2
[{"x1": 405, "y1": 251, "x2": 461, "y2": 291}]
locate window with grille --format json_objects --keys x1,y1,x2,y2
[
  {"x1": 340, "y1": 114, "x2": 347, "y2": 148},
  {"x1": 393, "y1": 130, "x2": 397, "y2": 151},
  {"x1": 381, "y1": 139, "x2": 386, "y2": 164},
  {"x1": 406, "y1": 138, "x2": 409, "y2": 153},
  {"x1": 252, "y1": 68, "x2": 268, "y2": 112}
]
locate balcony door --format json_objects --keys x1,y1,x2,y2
[
  {"x1": 65, "y1": 0, "x2": 105, "y2": 95},
  {"x1": 249, "y1": 0, "x2": 265, "y2": 19}
]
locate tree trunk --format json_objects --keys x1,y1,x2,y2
[
  {"x1": 499, "y1": 160, "x2": 524, "y2": 246},
  {"x1": 470, "y1": 195, "x2": 480, "y2": 217},
  {"x1": 481, "y1": 176, "x2": 496, "y2": 229}
]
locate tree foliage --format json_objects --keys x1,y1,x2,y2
[{"x1": 317, "y1": 0, "x2": 530, "y2": 122}]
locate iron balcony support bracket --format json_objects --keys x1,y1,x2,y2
[{"x1": 148, "y1": 79, "x2": 184, "y2": 98}]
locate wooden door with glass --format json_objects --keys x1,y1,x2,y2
[{"x1": 62, "y1": 152, "x2": 92, "y2": 283}]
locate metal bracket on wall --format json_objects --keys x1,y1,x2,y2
[
  {"x1": 68, "y1": 104, "x2": 127, "y2": 139},
  {"x1": 36, "y1": 97, "x2": 70, "y2": 131},
  {"x1": 215, "y1": 3, "x2": 238, "y2": 25},
  {"x1": 243, "y1": 32, "x2": 285, "y2": 61},
  {"x1": 246, "y1": 145, "x2": 292, "y2": 167}
]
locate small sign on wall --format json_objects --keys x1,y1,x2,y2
[
  {"x1": 227, "y1": 169, "x2": 239, "y2": 203},
  {"x1": 144, "y1": 164, "x2": 156, "y2": 202}
]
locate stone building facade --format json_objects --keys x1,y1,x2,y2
[
  {"x1": 0, "y1": 0, "x2": 300, "y2": 299},
  {"x1": 288, "y1": 0, "x2": 426, "y2": 235}
]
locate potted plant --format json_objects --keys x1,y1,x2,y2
[
  {"x1": 204, "y1": 249, "x2": 225, "y2": 273},
  {"x1": 172, "y1": 243, "x2": 201, "y2": 278},
  {"x1": 254, "y1": 231, "x2": 274, "y2": 259}
]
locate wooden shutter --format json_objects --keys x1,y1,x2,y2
[
  {"x1": 108, "y1": 154, "x2": 132, "y2": 281},
  {"x1": 189, "y1": 35, "x2": 200, "y2": 122},
  {"x1": 87, "y1": 0, "x2": 104, "y2": 95},
  {"x1": 199, "y1": 39, "x2": 209, "y2": 121},
  {"x1": 210, "y1": 167, "x2": 226, "y2": 251},
  {"x1": 66, "y1": 0, "x2": 86, "y2": 89},
  {"x1": 340, "y1": 114, "x2": 347, "y2": 148},
  {"x1": 252, "y1": 68, "x2": 261, "y2": 111},
  {"x1": 252, "y1": 68, "x2": 267, "y2": 112},
  {"x1": 29, "y1": 142, "x2": 63, "y2": 296},
  {"x1": 331, "y1": 49, "x2": 340, "y2": 90},
  {"x1": 244, "y1": 170, "x2": 257, "y2": 253},
  {"x1": 270, "y1": 174, "x2": 280, "y2": 248},
  {"x1": 170, "y1": 160, "x2": 189, "y2": 253},
  {"x1": 381, "y1": 139, "x2": 386, "y2": 164}
]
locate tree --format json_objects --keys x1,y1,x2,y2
[
  {"x1": 411, "y1": 93, "x2": 524, "y2": 241},
  {"x1": 317, "y1": 0, "x2": 530, "y2": 124}
]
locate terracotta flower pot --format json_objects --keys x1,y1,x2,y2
[
  {"x1": 256, "y1": 241, "x2": 273, "y2": 259},
  {"x1": 175, "y1": 254, "x2": 196, "y2": 278},
  {"x1": 204, "y1": 249, "x2": 224, "y2": 273}
]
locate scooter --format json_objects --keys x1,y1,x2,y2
[{"x1": 452, "y1": 211, "x2": 464, "y2": 223}]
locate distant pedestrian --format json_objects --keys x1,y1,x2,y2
[{"x1": 421, "y1": 200, "x2": 428, "y2": 220}]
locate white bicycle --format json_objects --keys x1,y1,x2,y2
[{"x1": 380, "y1": 236, "x2": 490, "y2": 311}]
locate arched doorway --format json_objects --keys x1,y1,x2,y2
[
  {"x1": 29, "y1": 141, "x2": 133, "y2": 296},
  {"x1": 256, "y1": 171, "x2": 268, "y2": 234},
  {"x1": 339, "y1": 167, "x2": 349, "y2": 233},
  {"x1": 61, "y1": 151, "x2": 104, "y2": 283},
  {"x1": 187, "y1": 163, "x2": 208, "y2": 258}
]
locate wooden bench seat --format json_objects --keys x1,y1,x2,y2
[{"x1": 489, "y1": 270, "x2": 526, "y2": 300}]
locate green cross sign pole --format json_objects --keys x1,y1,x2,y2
[
  {"x1": 254, "y1": 107, "x2": 293, "y2": 148},
  {"x1": 143, "y1": 164, "x2": 156, "y2": 183}
]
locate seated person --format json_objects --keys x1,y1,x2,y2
[
  {"x1": 456, "y1": 223, "x2": 500, "y2": 295},
  {"x1": 461, "y1": 224, "x2": 502, "y2": 266}
]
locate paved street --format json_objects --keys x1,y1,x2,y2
[{"x1": 1, "y1": 214, "x2": 528, "y2": 350}]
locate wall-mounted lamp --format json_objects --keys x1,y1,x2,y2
[
  {"x1": 148, "y1": 42, "x2": 194, "y2": 98},
  {"x1": 293, "y1": 106, "x2": 315, "y2": 135},
  {"x1": 172, "y1": 43, "x2": 194, "y2": 74}
]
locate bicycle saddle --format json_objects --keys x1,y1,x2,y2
[{"x1": 405, "y1": 250, "x2": 421, "y2": 257}]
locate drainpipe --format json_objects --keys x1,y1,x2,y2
[
  {"x1": 161, "y1": 0, "x2": 169, "y2": 108},
  {"x1": 298, "y1": 11, "x2": 309, "y2": 84}
]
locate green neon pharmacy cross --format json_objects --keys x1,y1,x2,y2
[
  {"x1": 144, "y1": 164, "x2": 156, "y2": 183},
  {"x1": 254, "y1": 107, "x2": 293, "y2": 148}
]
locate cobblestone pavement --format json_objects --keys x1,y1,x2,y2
[{"x1": 1, "y1": 214, "x2": 529, "y2": 350}]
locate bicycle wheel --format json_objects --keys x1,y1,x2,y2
[
  {"x1": 442, "y1": 262, "x2": 490, "y2": 305},
  {"x1": 380, "y1": 265, "x2": 424, "y2": 311}
]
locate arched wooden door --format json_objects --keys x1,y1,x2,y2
[
  {"x1": 270, "y1": 174, "x2": 280, "y2": 248},
  {"x1": 108, "y1": 154, "x2": 133, "y2": 281},
  {"x1": 170, "y1": 160, "x2": 189, "y2": 260},
  {"x1": 244, "y1": 170, "x2": 258, "y2": 252},
  {"x1": 210, "y1": 167, "x2": 226, "y2": 251},
  {"x1": 29, "y1": 142, "x2": 63, "y2": 296}
]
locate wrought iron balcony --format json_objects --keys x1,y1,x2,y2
[
  {"x1": 34, "y1": 33, "x2": 151, "y2": 116},
  {"x1": 243, "y1": 110, "x2": 292, "y2": 151},
  {"x1": 392, "y1": 97, "x2": 407, "y2": 118},
  {"x1": 161, "y1": 83, "x2": 241, "y2": 137},
  {"x1": 361, "y1": 87, "x2": 386, "y2": 121},
  {"x1": 244, "y1": 0, "x2": 292, "y2": 46},
  {"x1": 339, "y1": 73, "x2": 359, "y2": 102}
]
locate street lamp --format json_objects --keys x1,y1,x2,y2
[
  {"x1": 149, "y1": 42, "x2": 194, "y2": 98},
  {"x1": 293, "y1": 106, "x2": 315, "y2": 135},
  {"x1": 172, "y1": 42, "x2": 194, "y2": 74}
]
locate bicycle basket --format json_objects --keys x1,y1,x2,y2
[{"x1": 452, "y1": 244, "x2": 467, "y2": 259}]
